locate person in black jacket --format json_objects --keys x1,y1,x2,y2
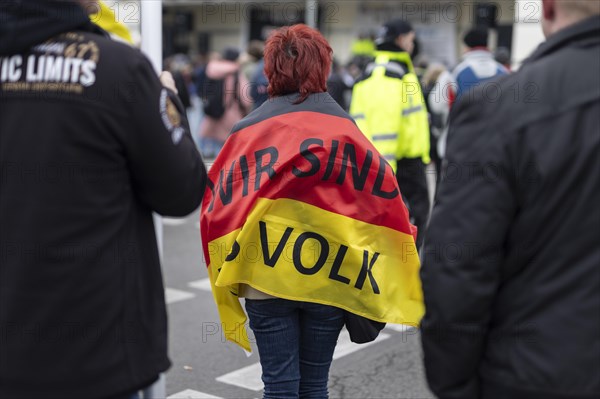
[
  {"x1": 0, "y1": 1, "x2": 206, "y2": 398},
  {"x1": 420, "y1": 1, "x2": 600, "y2": 398}
]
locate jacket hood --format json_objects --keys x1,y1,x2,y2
[
  {"x1": 373, "y1": 50, "x2": 415, "y2": 75},
  {"x1": 0, "y1": 0, "x2": 92, "y2": 55}
]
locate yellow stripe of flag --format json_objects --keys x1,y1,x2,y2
[{"x1": 207, "y1": 198, "x2": 423, "y2": 350}]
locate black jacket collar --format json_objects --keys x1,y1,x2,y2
[
  {"x1": 525, "y1": 15, "x2": 600, "y2": 65},
  {"x1": 376, "y1": 42, "x2": 406, "y2": 53}
]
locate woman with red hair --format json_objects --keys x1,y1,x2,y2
[
  {"x1": 202, "y1": 23, "x2": 421, "y2": 399},
  {"x1": 243, "y1": 25, "x2": 343, "y2": 399},
  {"x1": 263, "y1": 24, "x2": 333, "y2": 103}
]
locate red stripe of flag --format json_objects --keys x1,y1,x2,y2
[{"x1": 201, "y1": 111, "x2": 412, "y2": 264}]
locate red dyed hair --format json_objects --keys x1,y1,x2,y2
[{"x1": 263, "y1": 24, "x2": 333, "y2": 103}]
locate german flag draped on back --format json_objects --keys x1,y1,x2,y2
[{"x1": 201, "y1": 92, "x2": 423, "y2": 351}]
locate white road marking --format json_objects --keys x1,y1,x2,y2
[
  {"x1": 163, "y1": 218, "x2": 189, "y2": 227},
  {"x1": 165, "y1": 288, "x2": 196, "y2": 304},
  {"x1": 216, "y1": 363, "x2": 263, "y2": 392},
  {"x1": 215, "y1": 329, "x2": 391, "y2": 391},
  {"x1": 385, "y1": 324, "x2": 418, "y2": 333},
  {"x1": 188, "y1": 278, "x2": 212, "y2": 292},
  {"x1": 167, "y1": 390, "x2": 222, "y2": 399}
]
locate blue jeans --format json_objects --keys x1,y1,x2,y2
[{"x1": 245, "y1": 299, "x2": 345, "y2": 399}]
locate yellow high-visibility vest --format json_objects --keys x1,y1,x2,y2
[{"x1": 350, "y1": 51, "x2": 430, "y2": 170}]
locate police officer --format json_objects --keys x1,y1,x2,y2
[
  {"x1": 0, "y1": 1, "x2": 206, "y2": 398},
  {"x1": 350, "y1": 19, "x2": 430, "y2": 248}
]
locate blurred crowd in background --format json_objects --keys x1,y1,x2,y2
[{"x1": 163, "y1": 30, "x2": 511, "y2": 160}]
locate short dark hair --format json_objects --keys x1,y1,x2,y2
[{"x1": 463, "y1": 27, "x2": 488, "y2": 48}]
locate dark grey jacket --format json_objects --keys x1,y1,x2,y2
[{"x1": 421, "y1": 16, "x2": 600, "y2": 399}]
